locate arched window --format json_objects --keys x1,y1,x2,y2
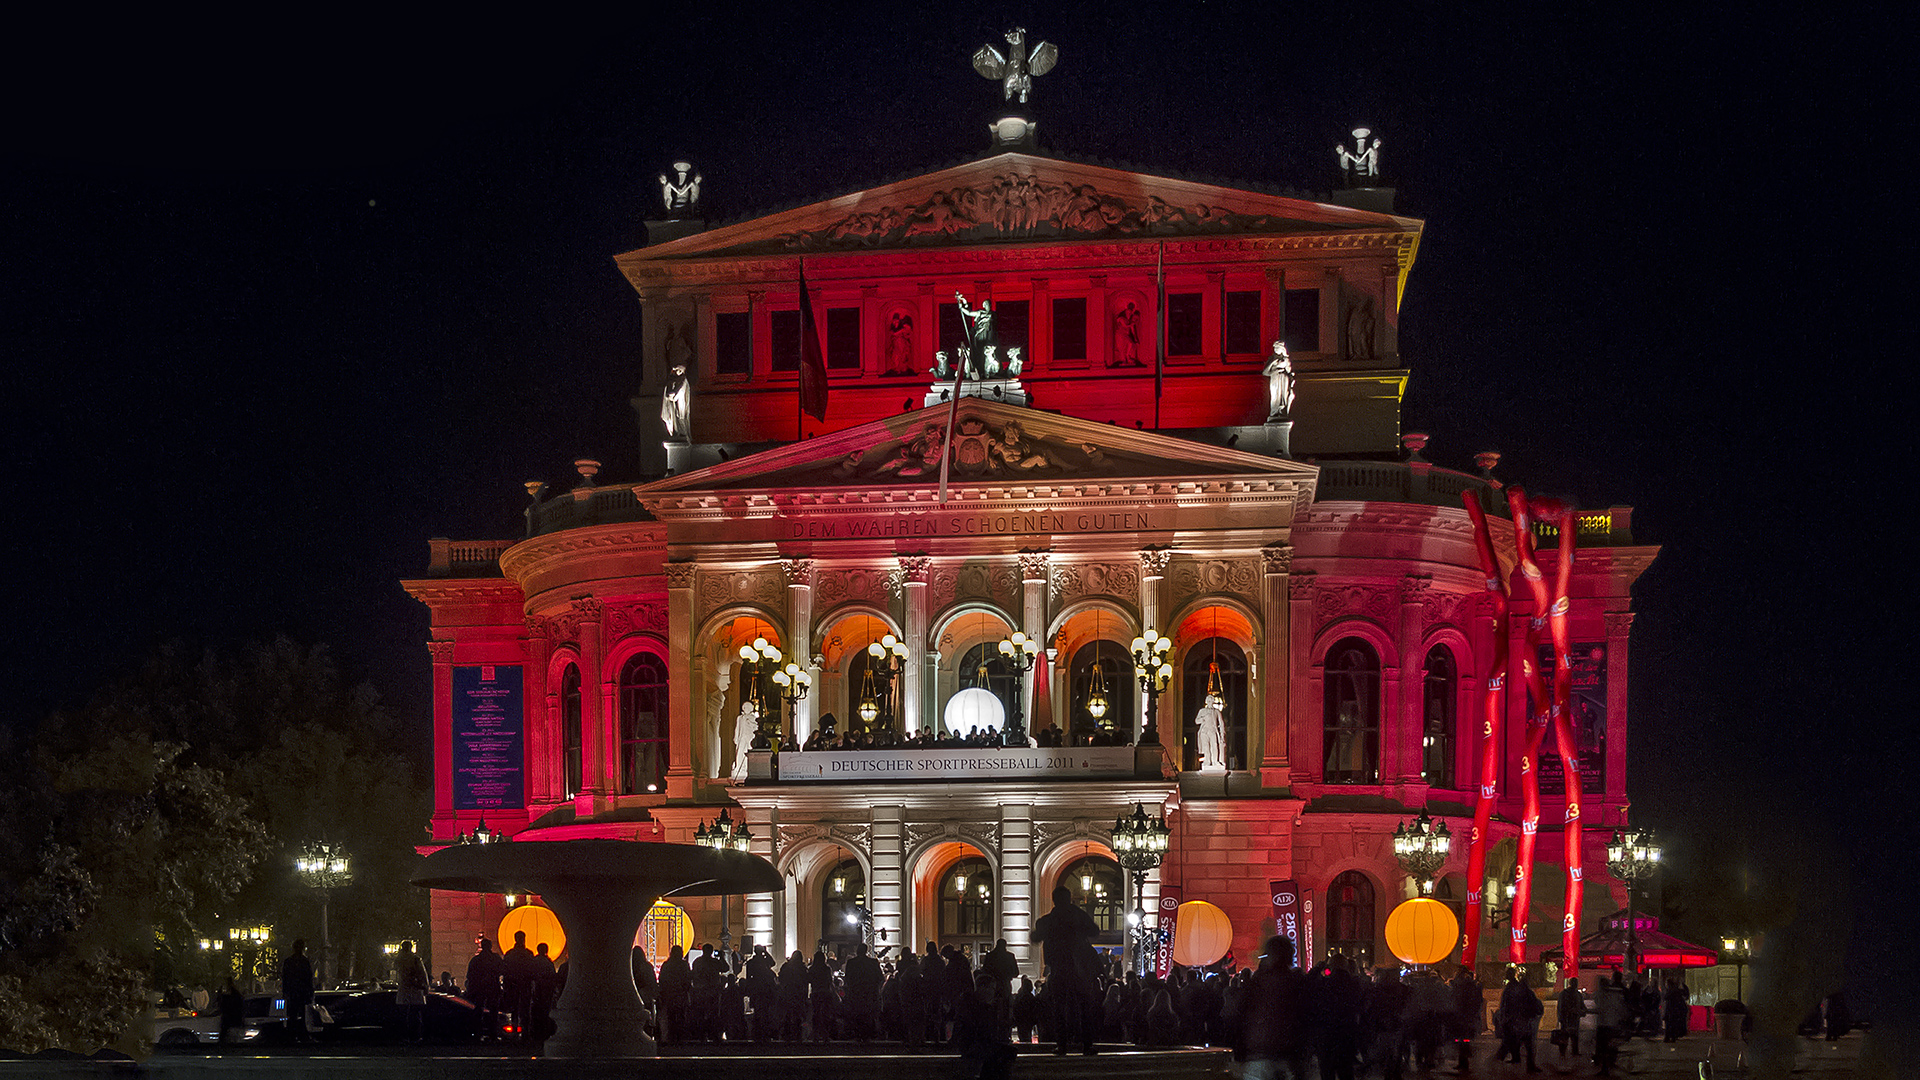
[
  {"x1": 617, "y1": 652, "x2": 669, "y2": 794},
  {"x1": 1323, "y1": 638, "x2": 1380, "y2": 783},
  {"x1": 1060, "y1": 855, "x2": 1125, "y2": 941},
  {"x1": 822, "y1": 858, "x2": 868, "y2": 953},
  {"x1": 1068, "y1": 639, "x2": 1135, "y2": 745},
  {"x1": 939, "y1": 857, "x2": 995, "y2": 949},
  {"x1": 1328, "y1": 870, "x2": 1376, "y2": 966},
  {"x1": 1182, "y1": 638, "x2": 1249, "y2": 771},
  {"x1": 958, "y1": 643, "x2": 1020, "y2": 730},
  {"x1": 1423, "y1": 645, "x2": 1457, "y2": 788},
  {"x1": 847, "y1": 650, "x2": 891, "y2": 736},
  {"x1": 561, "y1": 663, "x2": 583, "y2": 798}
]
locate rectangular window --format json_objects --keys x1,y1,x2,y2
[
  {"x1": 1051, "y1": 297, "x2": 1087, "y2": 361},
  {"x1": 715, "y1": 311, "x2": 751, "y2": 375},
  {"x1": 994, "y1": 300, "x2": 1028, "y2": 364},
  {"x1": 826, "y1": 307, "x2": 860, "y2": 370},
  {"x1": 1284, "y1": 289, "x2": 1320, "y2": 353},
  {"x1": 939, "y1": 304, "x2": 966, "y2": 358},
  {"x1": 1166, "y1": 292, "x2": 1203, "y2": 356},
  {"x1": 1225, "y1": 290, "x2": 1263, "y2": 355},
  {"x1": 770, "y1": 309, "x2": 801, "y2": 372}
]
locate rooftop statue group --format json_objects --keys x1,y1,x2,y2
[{"x1": 935, "y1": 292, "x2": 1025, "y2": 381}]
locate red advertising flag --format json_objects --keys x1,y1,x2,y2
[
  {"x1": 1271, "y1": 879, "x2": 1305, "y2": 968},
  {"x1": 797, "y1": 263, "x2": 828, "y2": 423},
  {"x1": 1154, "y1": 883, "x2": 1181, "y2": 977}
]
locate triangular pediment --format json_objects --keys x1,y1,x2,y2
[
  {"x1": 634, "y1": 398, "x2": 1317, "y2": 503},
  {"x1": 617, "y1": 152, "x2": 1420, "y2": 265}
]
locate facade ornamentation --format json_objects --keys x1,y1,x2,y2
[
  {"x1": 1168, "y1": 557, "x2": 1261, "y2": 604},
  {"x1": 664, "y1": 562, "x2": 697, "y2": 589},
  {"x1": 426, "y1": 640, "x2": 455, "y2": 662},
  {"x1": 815, "y1": 568, "x2": 895, "y2": 609},
  {"x1": 1604, "y1": 611, "x2": 1637, "y2": 636},
  {"x1": 1288, "y1": 571, "x2": 1318, "y2": 601},
  {"x1": 606, "y1": 601, "x2": 669, "y2": 639},
  {"x1": 931, "y1": 561, "x2": 1022, "y2": 611},
  {"x1": 972, "y1": 27, "x2": 1057, "y2": 104},
  {"x1": 1017, "y1": 549, "x2": 1051, "y2": 583},
  {"x1": 523, "y1": 614, "x2": 549, "y2": 638},
  {"x1": 1031, "y1": 818, "x2": 1104, "y2": 849},
  {"x1": 1260, "y1": 544, "x2": 1294, "y2": 575},
  {"x1": 1051, "y1": 562, "x2": 1141, "y2": 605},
  {"x1": 1137, "y1": 546, "x2": 1174, "y2": 580},
  {"x1": 782, "y1": 557, "x2": 815, "y2": 588},
  {"x1": 776, "y1": 174, "x2": 1332, "y2": 252},
  {"x1": 697, "y1": 569, "x2": 787, "y2": 620},
  {"x1": 1313, "y1": 583, "x2": 1397, "y2": 623},
  {"x1": 569, "y1": 596, "x2": 604, "y2": 620},
  {"x1": 832, "y1": 419, "x2": 1112, "y2": 483},
  {"x1": 1400, "y1": 575, "x2": 1434, "y2": 603},
  {"x1": 777, "y1": 822, "x2": 872, "y2": 856},
  {"x1": 895, "y1": 555, "x2": 933, "y2": 584},
  {"x1": 906, "y1": 819, "x2": 1000, "y2": 857}
]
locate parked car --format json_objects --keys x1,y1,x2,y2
[
  {"x1": 151, "y1": 994, "x2": 284, "y2": 1047},
  {"x1": 316, "y1": 989, "x2": 500, "y2": 1043}
]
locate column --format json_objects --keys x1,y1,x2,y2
[
  {"x1": 665, "y1": 563, "x2": 698, "y2": 800},
  {"x1": 1260, "y1": 545, "x2": 1294, "y2": 784},
  {"x1": 1019, "y1": 550, "x2": 1051, "y2": 733},
  {"x1": 999, "y1": 806, "x2": 1034, "y2": 967},
  {"x1": 1397, "y1": 575, "x2": 1432, "y2": 791},
  {"x1": 1288, "y1": 568, "x2": 1316, "y2": 782},
  {"x1": 744, "y1": 806, "x2": 777, "y2": 951},
  {"x1": 1603, "y1": 611, "x2": 1636, "y2": 820},
  {"x1": 572, "y1": 598, "x2": 611, "y2": 811},
  {"x1": 898, "y1": 555, "x2": 932, "y2": 734},
  {"x1": 428, "y1": 640, "x2": 455, "y2": 837},
  {"x1": 1137, "y1": 547, "x2": 1173, "y2": 743},
  {"x1": 522, "y1": 617, "x2": 552, "y2": 805},
  {"x1": 785, "y1": 558, "x2": 817, "y2": 747},
  {"x1": 871, "y1": 806, "x2": 906, "y2": 952}
]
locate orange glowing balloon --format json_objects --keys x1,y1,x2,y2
[
  {"x1": 498, "y1": 904, "x2": 566, "y2": 962},
  {"x1": 1172, "y1": 900, "x2": 1233, "y2": 967},
  {"x1": 1385, "y1": 897, "x2": 1459, "y2": 966}
]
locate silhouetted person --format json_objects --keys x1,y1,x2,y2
[
  {"x1": 690, "y1": 944, "x2": 725, "y2": 1040},
  {"x1": 528, "y1": 942, "x2": 559, "y2": 1044},
  {"x1": 1662, "y1": 978, "x2": 1689, "y2": 1041},
  {"x1": 630, "y1": 945, "x2": 657, "y2": 1011},
  {"x1": 217, "y1": 977, "x2": 245, "y2": 1044},
  {"x1": 469, "y1": 938, "x2": 504, "y2": 1041},
  {"x1": 809, "y1": 948, "x2": 836, "y2": 1040},
  {"x1": 955, "y1": 971, "x2": 1016, "y2": 1080},
  {"x1": 1033, "y1": 883, "x2": 1100, "y2": 1055},
  {"x1": 1236, "y1": 936, "x2": 1308, "y2": 1080},
  {"x1": 778, "y1": 949, "x2": 809, "y2": 1041},
  {"x1": 1314, "y1": 953, "x2": 1366, "y2": 1080},
  {"x1": 1557, "y1": 977, "x2": 1587, "y2": 1058},
  {"x1": 1450, "y1": 966, "x2": 1484, "y2": 1070},
  {"x1": 843, "y1": 941, "x2": 884, "y2": 1040},
  {"x1": 982, "y1": 938, "x2": 1019, "y2": 1036},
  {"x1": 396, "y1": 940, "x2": 431, "y2": 1043},
  {"x1": 281, "y1": 939, "x2": 316, "y2": 1044},
  {"x1": 1496, "y1": 967, "x2": 1541, "y2": 1070},
  {"x1": 745, "y1": 945, "x2": 779, "y2": 1040},
  {"x1": 659, "y1": 944, "x2": 692, "y2": 1045},
  {"x1": 1362, "y1": 966, "x2": 1411, "y2": 1080},
  {"x1": 501, "y1": 931, "x2": 540, "y2": 1043}
]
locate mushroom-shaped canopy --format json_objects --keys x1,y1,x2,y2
[{"x1": 412, "y1": 837, "x2": 784, "y2": 898}]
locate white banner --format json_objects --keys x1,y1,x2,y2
[{"x1": 753, "y1": 745, "x2": 1138, "y2": 782}]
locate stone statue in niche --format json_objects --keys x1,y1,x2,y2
[
  {"x1": 1194, "y1": 693, "x2": 1227, "y2": 773},
  {"x1": 955, "y1": 292, "x2": 997, "y2": 377},
  {"x1": 731, "y1": 700, "x2": 759, "y2": 782},
  {"x1": 665, "y1": 320, "x2": 695, "y2": 373},
  {"x1": 1344, "y1": 296, "x2": 1376, "y2": 362},
  {"x1": 885, "y1": 312, "x2": 915, "y2": 375},
  {"x1": 659, "y1": 161, "x2": 702, "y2": 216},
  {"x1": 1336, "y1": 128, "x2": 1381, "y2": 184},
  {"x1": 972, "y1": 27, "x2": 1057, "y2": 104},
  {"x1": 661, "y1": 364, "x2": 691, "y2": 439},
  {"x1": 1263, "y1": 341, "x2": 1296, "y2": 422},
  {"x1": 1111, "y1": 302, "x2": 1142, "y2": 367}
]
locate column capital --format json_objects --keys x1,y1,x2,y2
[
  {"x1": 426, "y1": 640, "x2": 455, "y2": 663},
  {"x1": 570, "y1": 595, "x2": 604, "y2": 621},
  {"x1": 782, "y1": 557, "x2": 815, "y2": 588},
  {"x1": 1604, "y1": 611, "x2": 1637, "y2": 636},
  {"x1": 1400, "y1": 574, "x2": 1433, "y2": 603},
  {"x1": 524, "y1": 614, "x2": 550, "y2": 638},
  {"x1": 1261, "y1": 543, "x2": 1294, "y2": 575},
  {"x1": 1137, "y1": 546, "x2": 1173, "y2": 580},
  {"x1": 1018, "y1": 548, "x2": 1052, "y2": 584},
  {"x1": 1288, "y1": 571, "x2": 1317, "y2": 600},
  {"x1": 895, "y1": 554, "x2": 932, "y2": 585},
  {"x1": 664, "y1": 562, "x2": 697, "y2": 589}
]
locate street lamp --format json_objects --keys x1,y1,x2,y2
[
  {"x1": 866, "y1": 634, "x2": 911, "y2": 734},
  {"x1": 1720, "y1": 935, "x2": 1751, "y2": 1001},
  {"x1": 1391, "y1": 810, "x2": 1453, "y2": 895},
  {"x1": 1606, "y1": 826, "x2": 1661, "y2": 976},
  {"x1": 697, "y1": 809, "x2": 754, "y2": 954},
  {"x1": 295, "y1": 841, "x2": 350, "y2": 989},
  {"x1": 996, "y1": 631, "x2": 1041, "y2": 745},
  {"x1": 1131, "y1": 628, "x2": 1174, "y2": 745},
  {"x1": 1111, "y1": 802, "x2": 1171, "y2": 976},
  {"x1": 770, "y1": 657, "x2": 813, "y2": 750},
  {"x1": 1486, "y1": 876, "x2": 1521, "y2": 930},
  {"x1": 739, "y1": 637, "x2": 785, "y2": 749}
]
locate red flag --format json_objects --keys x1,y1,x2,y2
[{"x1": 797, "y1": 263, "x2": 828, "y2": 423}]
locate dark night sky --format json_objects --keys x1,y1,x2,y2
[{"x1": 5, "y1": 0, "x2": 1906, "y2": 1021}]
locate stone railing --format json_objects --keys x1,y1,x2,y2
[
  {"x1": 526, "y1": 486, "x2": 650, "y2": 536},
  {"x1": 425, "y1": 538, "x2": 515, "y2": 577}
]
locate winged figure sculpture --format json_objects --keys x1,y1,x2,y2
[{"x1": 972, "y1": 27, "x2": 1057, "y2": 104}]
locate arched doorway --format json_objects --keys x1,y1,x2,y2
[
  {"x1": 1327, "y1": 870, "x2": 1377, "y2": 967},
  {"x1": 1068, "y1": 640, "x2": 1134, "y2": 745},
  {"x1": 821, "y1": 858, "x2": 868, "y2": 959},
  {"x1": 1181, "y1": 638, "x2": 1249, "y2": 771},
  {"x1": 937, "y1": 856, "x2": 996, "y2": 957}
]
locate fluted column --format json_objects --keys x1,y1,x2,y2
[
  {"x1": 999, "y1": 808, "x2": 1034, "y2": 968},
  {"x1": 1260, "y1": 545, "x2": 1294, "y2": 784},
  {"x1": 428, "y1": 640, "x2": 456, "y2": 836},
  {"x1": 744, "y1": 807, "x2": 776, "y2": 951},
  {"x1": 1603, "y1": 611, "x2": 1636, "y2": 818},
  {"x1": 1288, "y1": 569, "x2": 1316, "y2": 782},
  {"x1": 1397, "y1": 575, "x2": 1432, "y2": 790},
  {"x1": 569, "y1": 598, "x2": 612, "y2": 812},
  {"x1": 898, "y1": 556, "x2": 932, "y2": 734},
  {"x1": 522, "y1": 617, "x2": 553, "y2": 805},
  {"x1": 1019, "y1": 550, "x2": 1051, "y2": 738},
  {"x1": 785, "y1": 558, "x2": 816, "y2": 746},
  {"x1": 1137, "y1": 547, "x2": 1173, "y2": 744},
  {"x1": 665, "y1": 563, "x2": 697, "y2": 799},
  {"x1": 871, "y1": 806, "x2": 905, "y2": 952}
]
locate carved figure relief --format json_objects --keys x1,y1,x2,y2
[
  {"x1": 1167, "y1": 558, "x2": 1260, "y2": 605},
  {"x1": 697, "y1": 569, "x2": 786, "y2": 620},
  {"x1": 1313, "y1": 583, "x2": 1397, "y2": 624},
  {"x1": 831, "y1": 420, "x2": 1113, "y2": 485},
  {"x1": 775, "y1": 174, "x2": 1319, "y2": 251},
  {"x1": 814, "y1": 568, "x2": 895, "y2": 609},
  {"x1": 906, "y1": 820, "x2": 1000, "y2": 856},
  {"x1": 1051, "y1": 562, "x2": 1140, "y2": 604},
  {"x1": 885, "y1": 311, "x2": 916, "y2": 375},
  {"x1": 606, "y1": 601, "x2": 668, "y2": 639},
  {"x1": 1111, "y1": 302, "x2": 1143, "y2": 367}
]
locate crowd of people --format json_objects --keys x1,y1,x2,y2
[{"x1": 462, "y1": 930, "x2": 564, "y2": 1045}]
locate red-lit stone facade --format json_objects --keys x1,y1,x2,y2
[{"x1": 405, "y1": 153, "x2": 1657, "y2": 978}]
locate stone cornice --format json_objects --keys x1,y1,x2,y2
[
  {"x1": 497, "y1": 523, "x2": 668, "y2": 580},
  {"x1": 401, "y1": 579, "x2": 525, "y2": 605},
  {"x1": 642, "y1": 476, "x2": 1309, "y2": 521}
]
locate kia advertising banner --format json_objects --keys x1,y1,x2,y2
[
  {"x1": 1154, "y1": 884, "x2": 1182, "y2": 977},
  {"x1": 1272, "y1": 879, "x2": 1315, "y2": 970}
]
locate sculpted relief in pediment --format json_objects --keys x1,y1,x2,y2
[
  {"x1": 823, "y1": 416, "x2": 1115, "y2": 484},
  {"x1": 776, "y1": 173, "x2": 1307, "y2": 251}
]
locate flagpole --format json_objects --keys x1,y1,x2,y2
[
  {"x1": 935, "y1": 342, "x2": 964, "y2": 504},
  {"x1": 1154, "y1": 241, "x2": 1165, "y2": 430},
  {"x1": 797, "y1": 258, "x2": 805, "y2": 442}
]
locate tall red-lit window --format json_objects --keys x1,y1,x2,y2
[
  {"x1": 1328, "y1": 870, "x2": 1376, "y2": 966},
  {"x1": 618, "y1": 653, "x2": 669, "y2": 794},
  {"x1": 1423, "y1": 645, "x2": 1458, "y2": 788},
  {"x1": 1323, "y1": 638, "x2": 1380, "y2": 783},
  {"x1": 561, "y1": 663, "x2": 583, "y2": 798}
]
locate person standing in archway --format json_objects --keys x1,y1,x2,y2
[{"x1": 1032, "y1": 884, "x2": 1100, "y2": 1055}]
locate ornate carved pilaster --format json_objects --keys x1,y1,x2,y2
[
  {"x1": 1018, "y1": 549, "x2": 1052, "y2": 584},
  {"x1": 1019, "y1": 550, "x2": 1050, "y2": 743},
  {"x1": 1260, "y1": 546, "x2": 1293, "y2": 781},
  {"x1": 664, "y1": 561, "x2": 697, "y2": 590},
  {"x1": 521, "y1": 617, "x2": 554, "y2": 804},
  {"x1": 568, "y1": 597, "x2": 610, "y2": 802},
  {"x1": 1137, "y1": 546, "x2": 1174, "y2": 581},
  {"x1": 782, "y1": 557, "x2": 815, "y2": 588},
  {"x1": 787, "y1": 558, "x2": 817, "y2": 745},
  {"x1": 1261, "y1": 544, "x2": 1294, "y2": 576},
  {"x1": 1603, "y1": 611, "x2": 1636, "y2": 637},
  {"x1": 666, "y1": 566, "x2": 696, "y2": 798},
  {"x1": 427, "y1": 640, "x2": 456, "y2": 662},
  {"x1": 428, "y1": 640, "x2": 456, "y2": 829}
]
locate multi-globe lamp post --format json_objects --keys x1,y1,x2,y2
[
  {"x1": 1606, "y1": 826, "x2": 1661, "y2": 976},
  {"x1": 865, "y1": 634, "x2": 911, "y2": 735},
  {"x1": 996, "y1": 631, "x2": 1041, "y2": 745},
  {"x1": 738, "y1": 637, "x2": 785, "y2": 750},
  {"x1": 1110, "y1": 802, "x2": 1171, "y2": 976},
  {"x1": 295, "y1": 841, "x2": 350, "y2": 987},
  {"x1": 1391, "y1": 810, "x2": 1453, "y2": 896},
  {"x1": 1131, "y1": 629, "x2": 1174, "y2": 745},
  {"x1": 696, "y1": 808, "x2": 754, "y2": 956}
]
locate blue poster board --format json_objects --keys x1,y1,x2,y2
[
  {"x1": 1535, "y1": 643, "x2": 1606, "y2": 795},
  {"x1": 452, "y1": 664, "x2": 524, "y2": 811}
]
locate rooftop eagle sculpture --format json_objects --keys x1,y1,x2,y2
[{"x1": 973, "y1": 27, "x2": 1057, "y2": 104}]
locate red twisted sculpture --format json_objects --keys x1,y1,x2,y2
[{"x1": 1461, "y1": 488, "x2": 1585, "y2": 975}]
